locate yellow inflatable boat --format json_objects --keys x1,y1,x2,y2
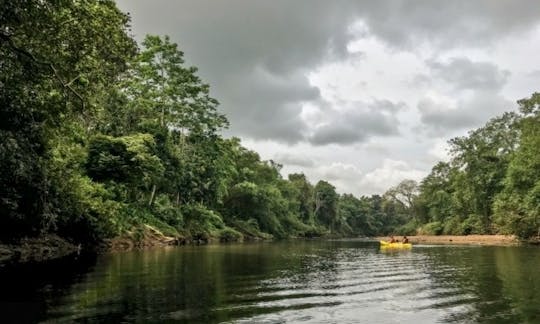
[{"x1": 380, "y1": 240, "x2": 412, "y2": 249}]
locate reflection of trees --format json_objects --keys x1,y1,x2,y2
[
  {"x1": 41, "y1": 242, "x2": 338, "y2": 322},
  {"x1": 0, "y1": 254, "x2": 97, "y2": 323},
  {"x1": 422, "y1": 246, "x2": 540, "y2": 323},
  {"x1": 494, "y1": 247, "x2": 540, "y2": 323}
]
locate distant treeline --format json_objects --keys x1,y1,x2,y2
[{"x1": 1, "y1": 1, "x2": 538, "y2": 246}]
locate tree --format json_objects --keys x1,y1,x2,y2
[
  {"x1": 288, "y1": 173, "x2": 315, "y2": 225},
  {"x1": 384, "y1": 179, "x2": 419, "y2": 222},
  {"x1": 448, "y1": 112, "x2": 520, "y2": 232},
  {"x1": 417, "y1": 162, "x2": 456, "y2": 224},
  {"x1": 118, "y1": 35, "x2": 228, "y2": 135},
  {"x1": 314, "y1": 181, "x2": 339, "y2": 233},
  {"x1": 494, "y1": 94, "x2": 540, "y2": 238},
  {"x1": 0, "y1": 0, "x2": 135, "y2": 240},
  {"x1": 339, "y1": 194, "x2": 375, "y2": 236}
]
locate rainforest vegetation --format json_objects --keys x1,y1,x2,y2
[{"x1": 1, "y1": 1, "x2": 539, "y2": 249}]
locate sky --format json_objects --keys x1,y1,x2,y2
[{"x1": 116, "y1": 0, "x2": 540, "y2": 196}]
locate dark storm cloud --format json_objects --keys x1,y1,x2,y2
[
  {"x1": 308, "y1": 100, "x2": 403, "y2": 146},
  {"x1": 116, "y1": 0, "x2": 540, "y2": 143},
  {"x1": 354, "y1": 1, "x2": 540, "y2": 49},
  {"x1": 427, "y1": 58, "x2": 510, "y2": 92},
  {"x1": 117, "y1": 0, "x2": 358, "y2": 143}
]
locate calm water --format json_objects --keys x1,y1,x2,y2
[{"x1": 1, "y1": 240, "x2": 539, "y2": 323}]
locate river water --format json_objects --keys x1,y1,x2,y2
[{"x1": 1, "y1": 240, "x2": 539, "y2": 323}]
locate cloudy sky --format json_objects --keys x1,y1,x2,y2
[{"x1": 116, "y1": 0, "x2": 540, "y2": 196}]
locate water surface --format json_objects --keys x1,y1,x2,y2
[{"x1": 1, "y1": 240, "x2": 539, "y2": 323}]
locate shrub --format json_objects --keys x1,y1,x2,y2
[
  {"x1": 56, "y1": 175, "x2": 127, "y2": 243},
  {"x1": 460, "y1": 214, "x2": 484, "y2": 235},
  {"x1": 152, "y1": 194, "x2": 183, "y2": 228},
  {"x1": 181, "y1": 203, "x2": 225, "y2": 240},
  {"x1": 230, "y1": 218, "x2": 273, "y2": 240},
  {"x1": 298, "y1": 225, "x2": 327, "y2": 238},
  {"x1": 218, "y1": 227, "x2": 243, "y2": 242},
  {"x1": 419, "y1": 221, "x2": 444, "y2": 235},
  {"x1": 442, "y1": 217, "x2": 462, "y2": 235},
  {"x1": 396, "y1": 220, "x2": 418, "y2": 236}
]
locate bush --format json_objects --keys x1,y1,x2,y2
[
  {"x1": 298, "y1": 225, "x2": 327, "y2": 238},
  {"x1": 181, "y1": 203, "x2": 225, "y2": 240},
  {"x1": 56, "y1": 175, "x2": 127, "y2": 243},
  {"x1": 442, "y1": 217, "x2": 462, "y2": 235},
  {"x1": 152, "y1": 194, "x2": 183, "y2": 228},
  {"x1": 418, "y1": 221, "x2": 444, "y2": 235},
  {"x1": 122, "y1": 206, "x2": 180, "y2": 238},
  {"x1": 230, "y1": 218, "x2": 273, "y2": 240},
  {"x1": 396, "y1": 220, "x2": 418, "y2": 236},
  {"x1": 460, "y1": 214, "x2": 484, "y2": 235},
  {"x1": 218, "y1": 227, "x2": 243, "y2": 242}
]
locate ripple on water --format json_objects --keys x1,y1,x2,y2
[{"x1": 223, "y1": 247, "x2": 487, "y2": 324}]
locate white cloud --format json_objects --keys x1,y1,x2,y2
[
  {"x1": 428, "y1": 139, "x2": 451, "y2": 162},
  {"x1": 358, "y1": 159, "x2": 427, "y2": 195}
]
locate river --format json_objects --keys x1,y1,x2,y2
[{"x1": 1, "y1": 240, "x2": 539, "y2": 323}]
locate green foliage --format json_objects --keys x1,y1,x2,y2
[
  {"x1": 408, "y1": 97, "x2": 540, "y2": 239},
  {"x1": 181, "y1": 203, "x2": 225, "y2": 241},
  {"x1": 229, "y1": 219, "x2": 272, "y2": 240},
  {"x1": 460, "y1": 214, "x2": 484, "y2": 235},
  {"x1": 151, "y1": 195, "x2": 183, "y2": 228},
  {"x1": 493, "y1": 96, "x2": 540, "y2": 238},
  {"x1": 339, "y1": 194, "x2": 375, "y2": 236},
  {"x1": 0, "y1": 0, "x2": 135, "y2": 242},
  {"x1": 223, "y1": 182, "x2": 287, "y2": 238},
  {"x1": 55, "y1": 175, "x2": 127, "y2": 242},
  {"x1": 314, "y1": 181, "x2": 339, "y2": 232},
  {"x1": 288, "y1": 173, "x2": 315, "y2": 224},
  {"x1": 418, "y1": 222, "x2": 444, "y2": 235},
  {"x1": 118, "y1": 35, "x2": 228, "y2": 134},
  {"x1": 86, "y1": 134, "x2": 164, "y2": 186},
  {"x1": 396, "y1": 220, "x2": 419, "y2": 236},
  {"x1": 442, "y1": 217, "x2": 463, "y2": 235},
  {"x1": 218, "y1": 227, "x2": 244, "y2": 242}
]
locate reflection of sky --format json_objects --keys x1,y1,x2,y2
[{"x1": 234, "y1": 245, "x2": 476, "y2": 323}]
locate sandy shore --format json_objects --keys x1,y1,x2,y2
[{"x1": 376, "y1": 235, "x2": 519, "y2": 246}]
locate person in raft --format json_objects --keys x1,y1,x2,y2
[
  {"x1": 402, "y1": 236, "x2": 409, "y2": 243},
  {"x1": 389, "y1": 236, "x2": 397, "y2": 243}
]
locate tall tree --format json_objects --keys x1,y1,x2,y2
[
  {"x1": 494, "y1": 94, "x2": 540, "y2": 238},
  {"x1": 448, "y1": 112, "x2": 520, "y2": 232},
  {"x1": 314, "y1": 181, "x2": 339, "y2": 233},
  {"x1": 0, "y1": 0, "x2": 135, "y2": 240},
  {"x1": 288, "y1": 173, "x2": 315, "y2": 225}
]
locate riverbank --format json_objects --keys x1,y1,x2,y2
[
  {"x1": 376, "y1": 235, "x2": 519, "y2": 246},
  {"x1": 0, "y1": 235, "x2": 79, "y2": 264},
  {"x1": 1, "y1": 233, "x2": 522, "y2": 265}
]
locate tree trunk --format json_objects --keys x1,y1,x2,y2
[{"x1": 149, "y1": 184, "x2": 157, "y2": 206}]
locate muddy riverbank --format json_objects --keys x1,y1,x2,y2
[{"x1": 376, "y1": 235, "x2": 519, "y2": 246}]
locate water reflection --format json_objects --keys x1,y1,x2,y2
[{"x1": 0, "y1": 241, "x2": 539, "y2": 323}]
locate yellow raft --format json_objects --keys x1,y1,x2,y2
[{"x1": 380, "y1": 240, "x2": 412, "y2": 249}]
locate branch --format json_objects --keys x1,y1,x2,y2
[
  {"x1": 0, "y1": 31, "x2": 85, "y2": 110},
  {"x1": 65, "y1": 75, "x2": 81, "y2": 87}
]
